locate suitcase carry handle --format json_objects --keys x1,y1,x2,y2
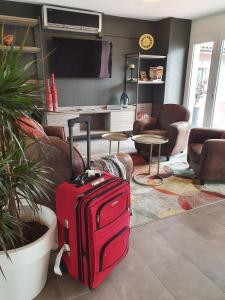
[
  {"x1": 68, "y1": 116, "x2": 91, "y2": 181},
  {"x1": 73, "y1": 170, "x2": 102, "y2": 187}
]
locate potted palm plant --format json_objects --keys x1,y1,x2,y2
[{"x1": 0, "y1": 28, "x2": 57, "y2": 299}]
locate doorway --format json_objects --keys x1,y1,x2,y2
[
  {"x1": 185, "y1": 41, "x2": 214, "y2": 127},
  {"x1": 184, "y1": 36, "x2": 225, "y2": 129},
  {"x1": 211, "y1": 40, "x2": 225, "y2": 128}
]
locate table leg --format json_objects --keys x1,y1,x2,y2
[
  {"x1": 148, "y1": 144, "x2": 153, "y2": 175},
  {"x1": 109, "y1": 140, "x2": 112, "y2": 155},
  {"x1": 117, "y1": 141, "x2": 120, "y2": 154},
  {"x1": 132, "y1": 142, "x2": 164, "y2": 187},
  {"x1": 157, "y1": 144, "x2": 161, "y2": 176}
]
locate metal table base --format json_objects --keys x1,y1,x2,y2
[{"x1": 133, "y1": 144, "x2": 164, "y2": 186}]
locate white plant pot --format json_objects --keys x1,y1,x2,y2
[{"x1": 0, "y1": 205, "x2": 57, "y2": 300}]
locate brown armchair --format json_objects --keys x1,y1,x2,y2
[
  {"x1": 43, "y1": 125, "x2": 66, "y2": 141},
  {"x1": 133, "y1": 104, "x2": 191, "y2": 160},
  {"x1": 188, "y1": 128, "x2": 225, "y2": 184},
  {"x1": 24, "y1": 118, "x2": 133, "y2": 209}
]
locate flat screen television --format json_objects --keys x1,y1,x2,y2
[{"x1": 51, "y1": 37, "x2": 112, "y2": 78}]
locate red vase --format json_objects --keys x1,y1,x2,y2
[
  {"x1": 51, "y1": 73, "x2": 58, "y2": 112},
  {"x1": 45, "y1": 79, "x2": 53, "y2": 112}
]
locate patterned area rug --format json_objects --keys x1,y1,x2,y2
[{"x1": 130, "y1": 154, "x2": 225, "y2": 227}]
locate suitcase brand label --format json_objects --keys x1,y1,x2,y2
[
  {"x1": 91, "y1": 178, "x2": 105, "y2": 186},
  {"x1": 111, "y1": 200, "x2": 119, "y2": 207}
]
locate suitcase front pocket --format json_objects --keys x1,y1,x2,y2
[
  {"x1": 99, "y1": 226, "x2": 129, "y2": 272},
  {"x1": 96, "y1": 192, "x2": 128, "y2": 230}
]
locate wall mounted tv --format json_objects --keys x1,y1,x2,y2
[{"x1": 51, "y1": 37, "x2": 112, "y2": 78}]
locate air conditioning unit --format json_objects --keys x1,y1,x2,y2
[{"x1": 42, "y1": 5, "x2": 102, "y2": 34}]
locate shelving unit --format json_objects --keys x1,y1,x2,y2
[
  {"x1": 124, "y1": 52, "x2": 167, "y2": 119},
  {"x1": 0, "y1": 15, "x2": 44, "y2": 80},
  {"x1": 0, "y1": 15, "x2": 38, "y2": 27}
]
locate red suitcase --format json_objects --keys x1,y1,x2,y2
[{"x1": 55, "y1": 117, "x2": 130, "y2": 289}]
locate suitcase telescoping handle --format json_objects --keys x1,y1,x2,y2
[{"x1": 68, "y1": 116, "x2": 91, "y2": 181}]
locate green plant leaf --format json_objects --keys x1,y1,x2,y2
[{"x1": 0, "y1": 25, "x2": 53, "y2": 275}]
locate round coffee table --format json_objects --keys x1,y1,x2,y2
[
  {"x1": 132, "y1": 134, "x2": 168, "y2": 186},
  {"x1": 102, "y1": 132, "x2": 129, "y2": 155}
]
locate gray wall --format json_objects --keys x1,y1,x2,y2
[
  {"x1": 164, "y1": 18, "x2": 191, "y2": 105},
  {"x1": 147, "y1": 18, "x2": 191, "y2": 115},
  {"x1": 42, "y1": 15, "x2": 157, "y2": 106},
  {"x1": 0, "y1": 1, "x2": 191, "y2": 112}
]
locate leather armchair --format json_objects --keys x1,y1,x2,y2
[
  {"x1": 43, "y1": 125, "x2": 66, "y2": 141},
  {"x1": 188, "y1": 128, "x2": 225, "y2": 184},
  {"x1": 26, "y1": 136, "x2": 133, "y2": 209},
  {"x1": 133, "y1": 104, "x2": 191, "y2": 160},
  {"x1": 24, "y1": 117, "x2": 133, "y2": 209}
]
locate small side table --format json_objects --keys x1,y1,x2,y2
[
  {"x1": 102, "y1": 132, "x2": 129, "y2": 155},
  {"x1": 132, "y1": 134, "x2": 168, "y2": 186}
]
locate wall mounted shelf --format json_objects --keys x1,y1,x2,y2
[
  {"x1": 0, "y1": 45, "x2": 40, "y2": 53},
  {"x1": 0, "y1": 15, "x2": 38, "y2": 27},
  {"x1": 0, "y1": 14, "x2": 44, "y2": 81},
  {"x1": 126, "y1": 79, "x2": 165, "y2": 85},
  {"x1": 126, "y1": 54, "x2": 167, "y2": 60}
]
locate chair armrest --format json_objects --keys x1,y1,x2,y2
[
  {"x1": 169, "y1": 121, "x2": 191, "y2": 131},
  {"x1": 43, "y1": 126, "x2": 66, "y2": 141},
  {"x1": 116, "y1": 153, "x2": 133, "y2": 181},
  {"x1": 189, "y1": 128, "x2": 224, "y2": 144},
  {"x1": 199, "y1": 139, "x2": 225, "y2": 182},
  {"x1": 166, "y1": 121, "x2": 191, "y2": 154},
  {"x1": 133, "y1": 117, "x2": 157, "y2": 135},
  {"x1": 25, "y1": 136, "x2": 85, "y2": 209}
]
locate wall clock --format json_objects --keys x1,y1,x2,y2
[{"x1": 139, "y1": 34, "x2": 154, "y2": 50}]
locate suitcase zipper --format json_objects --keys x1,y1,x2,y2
[
  {"x1": 78, "y1": 177, "x2": 117, "y2": 200},
  {"x1": 99, "y1": 226, "x2": 128, "y2": 272},
  {"x1": 84, "y1": 179, "x2": 127, "y2": 289},
  {"x1": 76, "y1": 177, "x2": 118, "y2": 282},
  {"x1": 96, "y1": 192, "x2": 126, "y2": 230}
]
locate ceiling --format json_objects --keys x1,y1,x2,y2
[{"x1": 11, "y1": 0, "x2": 225, "y2": 21}]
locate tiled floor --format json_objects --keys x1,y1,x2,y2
[
  {"x1": 36, "y1": 138, "x2": 225, "y2": 299},
  {"x1": 36, "y1": 200, "x2": 225, "y2": 300}
]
